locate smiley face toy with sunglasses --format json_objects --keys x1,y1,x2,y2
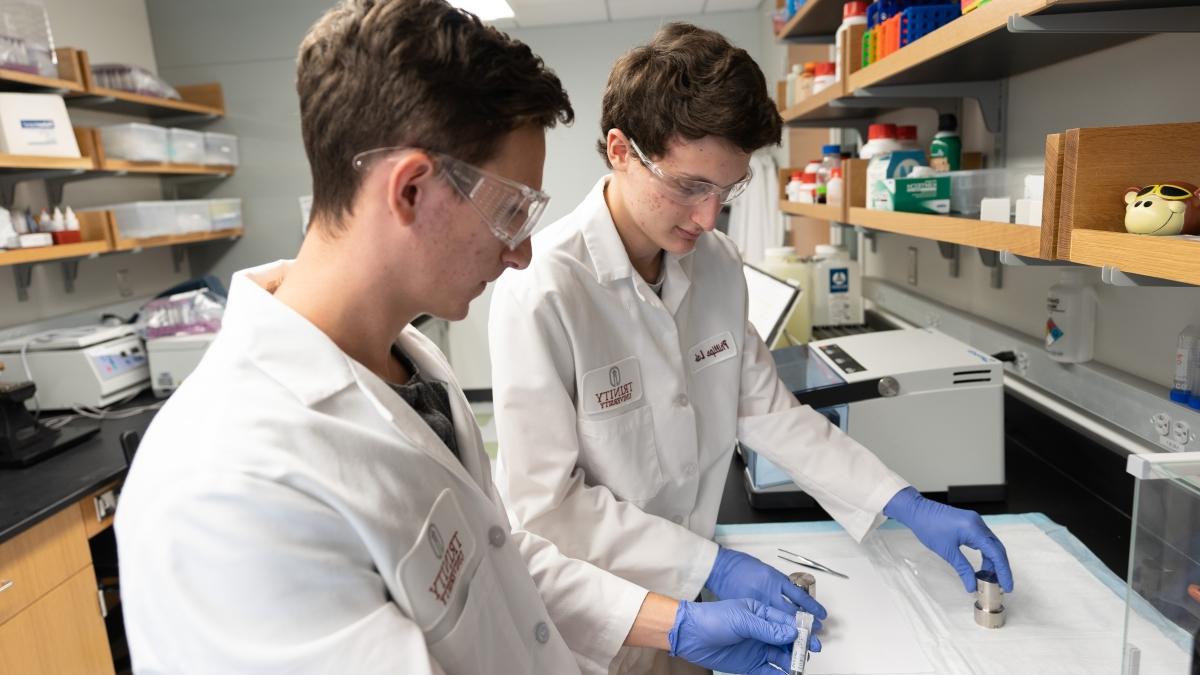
[{"x1": 1124, "y1": 182, "x2": 1200, "y2": 236}]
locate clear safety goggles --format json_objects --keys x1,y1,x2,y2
[
  {"x1": 352, "y1": 147, "x2": 551, "y2": 249},
  {"x1": 626, "y1": 136, "x2": 753, "y2": 206}
]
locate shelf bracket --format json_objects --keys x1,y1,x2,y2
[
  {"x1": 170, "y1": 245, "x2": 187, "y2": 273},
  {"x1": 1007, "y1": 7, "x2": 1200, "y2": 34},
  {"x1": 848, "y1": 80, "x2": 1007, "y2": 134},
  {"x1": 1100, "y1": 265, "x2": 1195, "y2": 288},
  {"x1": 855, "y1": 226, "x2": 878, "y2": 253},
  {"x1": 998, "y1": 250, "x2": 1077, "y2": 267},
  {"x1": 12, "y1": 263, "x2": 31, "y2": 302},
  {"x1": 937, "y1": 242, "x2": 960, "y2": 278},
  {"x1": 0, "y1": 169, "x2": 87, "y2": 208},
  {"x1": 60, "y1": 259, "x2": 79, "y2": 294},
  {"x1": 45, "y1": 171, "x2": 117, "y2": 207},
  {"x1": 978, "y1": 249, "x2": 1004, "y2": 289}
]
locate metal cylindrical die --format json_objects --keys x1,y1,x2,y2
[
  {"x1": 974, "y1": 569, "x2": 1005, "y2": 629},
  {"x1": 789, "y1": 571, "x2": 817, "y2": 598}
]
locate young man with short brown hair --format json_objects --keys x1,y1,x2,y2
[
  {"x1": 491, "y1": 22, "x2": 1014, "y2": 674},
  {"x1": 116, "y1": 4, "x2": 800, "y2": 674}
]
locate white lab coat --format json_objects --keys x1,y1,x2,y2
[
  {"x1": 489, "y1": 178, "x2": 909, "y2": 671},
  {"x1": 115, "y1": 260, "x2": 648, "y2": 675}
]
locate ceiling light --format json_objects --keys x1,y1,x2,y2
[{"x1": 449, "y1": 0, "x2": 515, "y2": 21}]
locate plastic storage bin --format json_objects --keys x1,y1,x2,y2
[
  {"x1": 945, "y1": 169, "x2": 1012, "y2": 216},
  {"x1": 203, "y1": 132, "x2": 238, "y2": 166},
  {"x1": 1122, "y1": 453, "x2": 1200, "y2": 673},
  {"x1": 208, "y1": 198, "x2": 242, "y2": 231},
  {"x1": 167, "y1": 128, "x2": 204, "y2": 164},
  {"x1": 101, "y1": 123, "x2": 168, "y2": 162},
  {"x1": 175, "y1": 200, "x2": 212, "y2": 234},
  {"x1": 102, "y1": 201, "x2": 177, "y2": 238}
]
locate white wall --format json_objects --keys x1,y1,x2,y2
[
  {"x1": 0, "y1": 0, "x2": 191, "y2": 328},
  {"x1": 864, "y1": 34, "x2": 1200, "y2": 389}
]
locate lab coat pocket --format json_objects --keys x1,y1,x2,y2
[
  {"x1": 426, "y1": 559, "x2": 534, "y2": 675},
  {"x1": 576, "y1": 405, "x2": 664, "y2": 505}
]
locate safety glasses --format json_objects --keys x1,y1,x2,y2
[
  {"x1": 1135, "y1": 184, "x2": 1196, "y2": 201},
  {"x1": 626, "y1": 136, "x2": 753, "y2": 206},
  {"x1": 352, "y1": 147, "x2": 550, "y2": 249}
]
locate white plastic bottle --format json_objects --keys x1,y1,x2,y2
[
  {"x1": 859, "y1": 124, "x2": 901, "y2": 160},
  {"x1": 785, "y1": 171, "x2": 805, "y2": 202},
  {"x1": 897, "y1": 125, "x2": 920, "y2": 151},
  {"x1": 826, "y1": 167, "x2": 844, "y2": 206},
  {"x1": 1171, "y1": 323, "x2": 1200, "y2": 404},
  {"x1": 1045, "y1": 269, "x2": 1097, "y2": 363},
  {"x1": 785, "y1": 64, "x2": 800, "y2": 109},
  {"x1": 835, "y1": 1, "x2": 868, "y2": 82},
  {"x1": 811, "y1": 244, "x2": 863, "y2": 327}
]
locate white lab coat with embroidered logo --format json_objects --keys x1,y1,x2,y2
[
  {"x1": 489, "y1": 178, "x2": 909, "y2": 670},
  {"x1": 115, "y1": 260, "x2": 648, "y2": 675}
]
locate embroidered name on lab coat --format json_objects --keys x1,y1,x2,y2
[
  {"x1": 398, "y1": 489, "x2": 478, "y2": 634},
  {"x1": 581, "y1": 356, "x2": 643, "y2": 415},
  {"x1": 689, "y1": 331, "x2": 738, "y2": 373}
]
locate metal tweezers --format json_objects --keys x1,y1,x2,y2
[{"x1": 777, "y1": 548, "x2": 850, "y2": 580}]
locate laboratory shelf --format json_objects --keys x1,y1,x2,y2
[
  {"x1": 846, "y1": 0, "x2": 1186, "y2": 90},
  {"x1": 776, "y1": 0, "x2": 844, "y2": 41},
  {"x1": 0, "y1": 240, "x2": 108, "y2": 266},
  {"x1": 109, "y1": 227, "x2": 243, "y2": 253},
  {"x1": 780, "y1": 200, "x2": 844, "y2": 222},
  {"x1": 780, "y1": 80, "x2": 860, "y2": 127},
  {"x1": 99, "y1": 160, "x2": 234, "y2": 177},
  {"x1": 0, "y1": 66, "x2": 85, "y2": 95},
  {"x1": 1064, "y1": 230, "x2": 1200, "y2": 287},
  {"x1": 847, "y1": 207, "x2": 1044, "y2": 257},
  {"x1": 0, "y1": 155, "x2": 95, "y2": 173},
  {"x1": 68, "y1": 85, "x2": 224, "y2": 120}
]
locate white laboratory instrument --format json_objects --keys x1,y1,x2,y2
[
  {"x1": 147, "y1": 333, "x2": 215, "y2": 397},
  {"x1": 743, "y1": 328, "x2": 1004, "y2": 506},
  {"x1": 0, "y1": 324, "x2": 149, "y2": 409}
]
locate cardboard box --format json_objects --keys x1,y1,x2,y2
[
  {"x1": 873, "y1": 175, "x2": 951, "y2": 214},
  {"x1": 0, "y1": 93, "x2": 81, "y2": 157}
]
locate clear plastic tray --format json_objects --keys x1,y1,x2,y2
[
  {"x1": 208, "y1": 198, "x2": 242, "y2": 231},
  {"x1": 167, "y1": 128, "x2": 204, "y2": 164},
  {"x1": 100, "y1": 123, "x2": 168, "y2": 162},
  {"x1": 203, "y1": 131, "x2": 238, "y2": 166}
]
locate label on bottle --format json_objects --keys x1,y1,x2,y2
[{"x1": 1045, "y1": 294, "x2": 1068, "y2": 350}]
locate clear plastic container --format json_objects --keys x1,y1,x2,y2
[
  {"x1": 0, "y1": 1, "x2": 56, "y2": 78},
  {"x1": 208, "y1": 198, "x2": 242, "y2": 231},
  {"x1": 91, "y1": 63, "x2": 181, "y2": 100},
  {"x1": 175, "y1": 200, "x2": 212, "y2": 234},
  {"x1": 203, "y1": 131, "x2": 239, "y2": 166},
  {"x1": 945, "y1": 169, "x2": 1013, "y2": 215},
  {"x1": 101, "y1": 201, "x2": 178, "y2": 238},
  {"x1": 100, "y1": 123, "x2": 168, "y2": 162},
  {"x1": 167, "y1": 128, "x2": 204, "y2": 164}
]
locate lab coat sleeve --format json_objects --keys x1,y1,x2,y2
[
  {"x1": 736, "y1": 319, "x2": 910, "y2": 541},
  {"x1": 489, "y1": 279, "x2": 719, "y2": 601},
  {"x1": 120, "y1": 471, "x2": 443, "y2": 675}
]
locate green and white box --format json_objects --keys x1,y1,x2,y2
[{"x1": 874, "y1": 175, "x2": 951, "y2": 214}]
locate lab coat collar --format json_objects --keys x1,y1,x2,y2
[
  {"x1": 578, "y1": 176, "x2": 693, "y2": 315},
  {"x1": 226, "y1": 260, "x2": 480, "y2": 486}
]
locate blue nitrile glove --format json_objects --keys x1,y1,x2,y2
[
  {"x1": 883, "y1": 486, "x2": 1015, "y2": 593},
  {"x1": 668, "y1": 598, "x2": 818, "y2": 675},
  {"x1": 706, "y1": 547, "x2": 829, "y2": 619}
]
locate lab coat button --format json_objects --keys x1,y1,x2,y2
[
  {"x1": 684, "y1": 463, "x2": 697, "y2": 476},
  {"x1": 488, "y1": 526, "x2": 506, "y2": 548},
  {"x1": 674, "y1": 394, "x2": 689, "y2": 408},
  {"x1": 671, "y1": 514, "x2": 684, "y2": 524},
  {"x1": 535, "y1": 621, "x2": 550, "y2": 644}
]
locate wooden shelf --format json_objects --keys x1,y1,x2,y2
[
  {"x1": 777, "y1": 0, "x2": 844, "y2": 41},
  {"x1": 68, "y1": 86, "x2": 223, "y2": 120},
  {"x1": 0, "y1": 66, "x2": 85, "y2": 94},
  {"x1": 845, "y1": 0, "x2": 1172, "y2": 90},
  {"x1": 0, "y1": 240, "x2": 108, "y2": 266},
  {"x1": 0, "y1": 154, "x2": 95, "y2": 172},
  {"x1": 1066, "y1": 230, "x2": 1200, "y2": 286},
  {"x1": 781, "y1": 81, "x2": 857, "y2": 126},
  {"x1": 110, "y1": 227, "x2": 243, "y2": 252},
  {"x1": 847, "y1": 207, "x2": 1044, "y2": 257},
  {"x1": 100, "y1": 159, "x2": 234, "y2": 177},
  {"x1": 781, "y1": 200, "x2": 843, "y2": 222}
]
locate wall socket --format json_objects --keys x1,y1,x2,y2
[{"x1": 907, "y1": 247, "x2": 918, "y2": 286}]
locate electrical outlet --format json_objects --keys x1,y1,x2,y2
[
  {"x1": 1015, "y1": 351, "x2": 1030, "y2": 376},
  {"x1": 907, "y1": 247, "x2": 918, "y2": 286},
  {"x1": 1152, "y1": 413, "x2": 1171, "y2": 437},
  {"x1": 1172, "y1": 421, "x2": 1193, "y2": 446},
  {"x1": 116, "y1": 269, "x2": 133, "y2": 298}
]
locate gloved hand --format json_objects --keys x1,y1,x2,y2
[
  {"x1": 668, "y1": 598, "x2": 819, "y2": 675},
  {"x1": 706, "y1": 547, "x2": 828, "y2": 619},
  {"x1": 883, "y1": 486, "x2": 1014, "y2": 593}
]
